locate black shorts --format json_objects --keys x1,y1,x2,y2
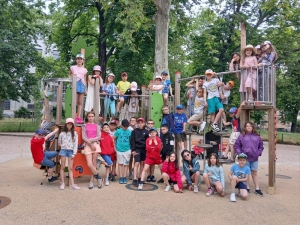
[
  {"x1": 169, "y1": 179, "x2": 177, "y2": 185},
  {"x1": 235, "y1": 182, "x2": 247, "y2": 189},
  {"x1": 175, "y1": 133, "x2": 187, "y2": 142},
  {"x1": 133, "y1": 149, "x2": 146, "y2": 163}
]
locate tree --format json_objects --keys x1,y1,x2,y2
[{"x1": 14, "y1": 107, "x2": 31, "y2": 118}]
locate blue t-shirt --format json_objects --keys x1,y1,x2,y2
[
  {"x1": 230, "y1": 164, "x2": 251, "y2": 185},
  {"x1": 173, "y1": 113, "x2": 187, "y2": 134},
  {"x1": 114, "y1": 128, "x2": 131, "y2": 152},
  {"x1": 102, "y1": 83, "x2": 117, "y2": 100},
  {"x1": 161, "y1": 113, "x2": 174, "y2": 134},
  {"x1": 162, "y1": 80, "x2": 171, "y2": 94}
]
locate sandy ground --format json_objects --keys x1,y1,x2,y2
[{"x1": 0, "y1": 134, "x2": 299, "y2": 225}]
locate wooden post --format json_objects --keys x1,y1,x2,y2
[
  {"x1": 174, "y1": 72, "x2": 181, "y2": 107},
  {"x1": 268, "y1": 107, "x2": 275, "y2": 194},
  {"x1": 141, "y1": 85, "x2": 146, "y2": 119},
  {"x1": 240, "y1": 108, "x2": 250, "y2": 128},
  {"x1": 56, "y1": 81, "x2": 63, "y2": 124},
  {"x1": 71, "y1": 75, "x2": 77, "y2": 122},
  {"x1": 94, "y1": 78, "x2": 100, "y2": 123},
  {"x1": 240, "y1": 22, "x2": 246, "y2": 49}
]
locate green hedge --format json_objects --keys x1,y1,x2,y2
[{"x1": 0, "y1": 121, "x2": 39, "y2": 132}]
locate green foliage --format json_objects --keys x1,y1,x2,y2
[
  {"x1": 71, "y1": 36, "x2": 96, "y2": 58},
  {"x1": 0, "y1": 106, "x2": 3, "y2": 120},
  {"x1": 14, "y1": 107, "x2": 32, "y2": 118}
]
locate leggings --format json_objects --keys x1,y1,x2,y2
[{"x1": 104, "y1": 97, "x2": 116, "y2": 117}]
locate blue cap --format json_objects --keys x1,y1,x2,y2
[
  {"x1": 161, "y1": 70, "x2": 168, "y2": 75},
  {"x1": 229, "y1": 107, "x2": 237, "y2": 114},
  {"x1": 176, "y1": 104, "x2": 184, "y2": 109},
  {"x1": 35, "y1": 129, "x2": 45, "y2": 135},
  {"x1": 76, "y1": 54, "x2": 84, "y2": 59}
]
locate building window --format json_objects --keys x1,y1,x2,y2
[
  {"x1": 4, "y1": 100, "x2": 10, "y2": 110},
  {"x1": 27, "y1": 104, "x2": 34, "y2": 110},
  {"x1": 53, "y1": 50, "x2": 59, "y2": 59}
]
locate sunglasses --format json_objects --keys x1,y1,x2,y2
[
  {"x1": 183, "y1": 154, "x2": 190, "y2": 158},
  {"x1": 148, "y1": 122, "x2": 154, "y2": 125}
]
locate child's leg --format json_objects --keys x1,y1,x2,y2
[
  {"x1": 150, "y1": 164, "x2": 155, "y2": 176},
  {"x1": 240, "y1": 189, "x2": 248, "y2": 199},
  {"x1": 213, "y1": 108, "x2": 224, "y2": 124},
  {"x1": 77, "y1": 93, "x2": 84, "y2": 119},
  {"x1": 246, "y1": 87, "x2": 252, "y2": 99},
  {"x1": 181, "y1": 175, "x2": 187, "y2": 187},
  {"x1": 133, "y1": 161, "x2": 140, "y2": 180},
  {"x1": 139, "y1": 161, "x2": 145, "y2": 178},
  {"x1": 229, "y1": 144, "x2": 235, "y2": 160},
  {"x1": 214, "y1": 181, "x2": 225, "y2": 197},
  {"x1": 110, "y1": 100, "x2": 116, "y2": 118},
  {"x1": 210, "y1": 113, "x2": 215, "y2": 124},
  {"x1": 230, "y1": 176, "x2": 238, "y2": 193},
  {"x1": 118, "y1": 164, "x2": 124, "y2": 177},
  {"x1": 60, "y1": 156, "x2": 67, "y2": 184},
  {"x1": 161, "y1": 172, "x2": 170, "y2": 186},
  {"x1": 85, "y1": 154, "x2": 98, "y2": 181},
  {"x1": 103, "y1": 98, "x2": 109, "y2": 122},
  {"x1": 129, "y1": 155, "x2": 133, "y2": 176},
  {"x1": 140, "y1": 164, "x2": 150, "y2": 182},
  {"x1": 191, "y1": 171, "x2": 200, "y2": 186},
  {"x1": 117, "y1": 97, "x2": 124, "y2": 113},
  {"x1": 222, "y1": 143, "x2": 230, "y2": 157},
  {"x1": 68, "y1": 157, "x2": 75, "y2": 186},
  {"x1": 163, "y1": 93, "x2": 168, "y2": 105},
  {"x1": 251, "y1": 170, "x2": 260, "y2": 189},
  {"x1": 203, "y1": 173, "x2": 212, "y2": 188},
  {"x1": 221, "y1": 111, "x2": 227, "y2": 125}
]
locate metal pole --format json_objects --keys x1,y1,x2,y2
[
  {"x1": 141, "y1": 85, "x2": 146, "y2": 119},
  {"x1": 71, "y1": 75, "x2": 77, "y2": 122}
]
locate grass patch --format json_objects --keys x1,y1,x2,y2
[
  {"x1": 258, "y1": 130, "x2": 300, "y2": 145},
  {"x1": 0, "y1": 118, "x2": 39, "y2": 132}
]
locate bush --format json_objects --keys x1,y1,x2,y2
[
  {"x1": 0, "y1": 107, "x2": 3, "y2": 120},
  {"x1": 14, "y1": 107, "x2": 31, "y2": 118}
]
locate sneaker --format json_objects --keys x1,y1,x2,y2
[
  {"x1": 194, "y1": 185, "x2": 199, "y2": 193},
  {"x1": 123, "y1": 177, "x2": 127, "y2": 184},
  {"x1": 170, "y1": 183, "x2": 174, "y2": 189},
  {"x1": 119, "y1": 177, "x2": 124, "y2": 184},
  {"x1": 110, "y1": 174, "x2": 116, "y2": 182},
  {"x1": 138, "y1": 178, "x2": 141, "y2": 183},
  {"x1": 199, "y1": 121, "x2": 206, "y2": 132},
  {"x1": 129, "y1": 172, "x2": 133, "y2": 180},
  {"x1": 97, "y1": 178, "x2": 103, "y2": 188},
  {"x1": 88, "y1": 181, "x2": 94, "y2": 189},
  {"x1": 213, "y1": 187, "x2": 218, "y2": 194},
  {"x1": 222, "y1": 126, "x2": 228, "y2": 131},
  {"x1": 254, "y1": 189, "x2": 263, "y2": 196},
  {"x1": 164, "y1": 185, "x2": 171, "y2": 192},
  {"x1": 206, "y1": 188, "x2": 213, "y2": 197},
  {"x1": 220, "y1": 155, "x2": 228, "y2": 159},
  {"x1": 138, "y1": 183, "x2": 143, "y2": 190},
  {"x1": 211, "y1": 123, "x2": 220, "y2": 132},
  {"x1": 230, "y1": 193, "x2": 236, "y2": 202},
  {"x1": 60, "y1": 182, "x2": 65, "y2": 190},
  {"x1": 115, "y1": 111, "x2": 120, "y2": 118},
  {"x1": 157, "y1": 178, "x2": 164, "y2": 183},
  {"x1": 150, "y1": 175, "x2": 156, "y2": 182},
  {"x1": 105, "y1": 178, "x2": 109, "y2": 186},
  {"x1": 132, "y1": 179, "x2": 138, "y2": 187},
  {"x1": 48, "y1": 176, "x2": 58, "y2": 182},
  {"x1": 146, "y1": 175, "x2": 151, "y2": 182},
  {"x1": 247, "y1": 188, "x2": 250, "y2": 193},
  {"x1": 70, "y1": 184, "x2": 80, "y2": 190}
]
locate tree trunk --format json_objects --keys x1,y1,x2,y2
[
  {"x1": 290, "y1": 112, "x2": 298, "y2": 133},
  {"x1": 153, "y1": 0, "x2": 171, "y2": 78}
]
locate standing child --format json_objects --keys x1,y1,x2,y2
[
  {"x1": 58, "y1": 118, "x2": 79, "y2": 190},
  {"x1": 113, "y1": 119, "x2": 132, "y2": 184},
  {"x1": 130, "y1": 118, "x2": 149, "y2": 187},
  {"x1": 203, "y1": 69, "x2": 224, "y2": 132},
  {"x1": 116, "y1": 72, "x2": 131, "y2": 117},
  {"x1": 161, "y1": 105, "x2": 174, "y2": 136},
  {"x1": 102, "y1": 73, "x2": 118, "y2": 122},
  {"x1": 108, "y1": 120, "x2": 118, "y2": 181},
  {"x1": 69, "y1": 54, "x2": 88, "y2": 124},
  {"x1": 203, "y1": 153, "x2": 225, "y2": 197},
  {"x1": 84, "y1": 65, "x2": 103, "y2": 113},
  {"x1": 181, "y1": 150, "x2": 200, "y2": 193},
  {"x1": 146, "y1": 119, "x2": 157, "y2": 182},
  {"x1": 161, "y1": 152, "x2": 183, "y2": 193},
  {"x1": 240, "y1": 44, "x2": 258, "y2": 101},
  {"x1": 82, "y1": 111, "x2": 103, "y2": 189},
  {"x1": 185, "y1": 76, "x2": 205, "y2": 117},
  {"x1": 150, "y1": 75, "x2": 164, "y2": 94},
  {"x1": 219, "y1": 80, "x2": 234, "y2": 130},
  {"x1": 234, "y1": 121, "x2": 264, "y2": 196},
  {"x1": 138, "y1": 128, "x2": 162, "y2": 190},
  {"x1": 229, "y1": 52, "x2": 241, "y2": 80},
  {"x1": 161, "y1": 70, "x2": 173, "y2": 105},
  {"x1": 174, "y1": 104, "x2": 188, "y2": 151},
  {"x1": 100, "y1": 123, "x2": 115, "y2": 186},
  {"x1": 228, "y1": 153, "x2": 251, "y2": 202}
]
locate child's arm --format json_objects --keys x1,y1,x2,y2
[
  {"x1": 236, "y1": 174, "x2": 249, "y2": 183},
  {"x1": 203, "y1": 87, "x2": 207, "y2": 106},
  {"x1": 183, "y1": 163, "x2": 193, "y2": 186},
  {"x1": 219, "y1": 166, "x2": 225, "y2": 190},
  {"x1": 185, "y1": 78, "x2": 195, "y2": 88},
  {"x1": 130, "y1": 130, "x2": 136, "y2": 153},
  {"x1": 161, "y1": 160, "x2": 169, "y2": 173},
  {"x1": 233, "y1": 135, "x2": 242, "y2": 154},
  {"x1": 258, "y1": 136, "x2": 264, "y2": 156},
  {"x1": 191, "y1": 159, "x2": 200, "y2": 173},
  {"x1": 58, "y1": 132, "x2": 63, "y2": 147},
  {"x1": 169, "y1": 83, "x2": 173, "y2": 97},
  {"x1": 45, "y1": 127, "x2": 59, "y2": 141},
  {"x1": 182, "y1": 122, "x2": 187, "y2": 133},
  {"x1": 88, "y1": 75, "x2": 95, "y2": 85},
  {"x1": 235, "y1": 101, "x2": 245, "y2": 119},
  {"x1": 99, "y1": 76, "x2": 103, "y2": 87},
  {"x1": 72, "y1": 132, "x2": 78, "y2": 157},
  {"x1": 152, "y1": 85, "x2": 164, "y2": 91},
  {"x1": 82, "y1": 125, "x2": 90, "y2": 144}
]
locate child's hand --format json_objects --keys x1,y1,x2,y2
[
  {"x1": 204, "y1": 101, "x2": 207, "y2": 106},
  {"x1": 178, "y1": 189, "x2": 183, "y2": 193},
  {"x1": 188, "y1": 185, "x2": 193, "y2": 191},
  {"x1": 132, "y1": 151, "x2": 136, "y2": 156},
  {"x1": 189, "y1": 165, "x2": 193, "y2": 171},
  {"x1": 208, "y1": 172, "x2": 211, "y2": 176},
  {"x1": 165, "y1": 156, "x2": 169, "y2": 162}
]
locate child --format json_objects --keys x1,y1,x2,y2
[
  {"x1": 124, "y1": 82, "x2": 142, "y2": 120},
  {"x1": 130, "y1": 118, "x2": 149, "y2": 187},
  {"x1": 116, "y1": 72, "x2": 131, "y2": 117},
  {"x1": 108, "y1": 120, "x2": 118, "y2": 181},
  {"x1": 113, "y1": 119, "x2": 132, "y2": 184},
  {"x1": 84, "y1": 65, "x2": 103, "y2": 113},
  {"x1": 203, "y1": 69, "x2": 224, "y2": 132},
  {"x1": 127, "y1": 116, "x2": 137, "y2": 179},
  {"x1": 181, "y1": 150, "x2": 200, "y2": 193},
  {"x1": 30, "y1": 127, "x2": 59, "y2": 182},
  {"x1": 138, "y1": 128, "x2": 162, "y2": 190},
  {"x1": 102, "y1": 73, "x2": 118, "y2": 122},
  {"x1": 203, "y1": 153, "x2": 225, "y2": 197},
  {"x1": 161, "y1": 152, "x2": 183, "y2": 193},
  {"x1": 161, "y1": 70, "x2": 173, "y2": 105},
  {"x1": 160, "y1": 105, "x2": 174, "y2": 136},
  {"x1": 219, "y1": 80, "x2": 234, "y2": 130},
  {"x1": 150, "y1": 75, "x2": 164, "y2": 94},
  {"x1": 82, "y1": 111, "x2": 103, "y2": 189},
  {"x1": 146, "y1": 119, "x2": 157, "y2": 182},
  {"x1": 174, "y1": 104, "x2": 187, "y2": 151},
  {"x1": 69, "y1": 54, "x2": 88, "y2": 124},
  {"x1": 234, "y1": 121, "x2": 264, "y2": 196},
  {"x1": 240, "y1": 44, "x2": 258, "y2": 101},
  {"x1": 100, "y1": 123, "x2": 115, "y2": 186},
  {"x1": 187, "y1": 88, "x2": 206, "y2": 132},
  {"x1": 229, "y1": 153, "x2": 251, "y2": 202},
  {"x1": 58, "y1": 118, "x2": 79, "y2": 190},
  {"x1": 255, "y1": 45, "x2": 262, "y2": 60},
  {"x1": 185, "y1": 76, "x2": 205, "y2": 117}
]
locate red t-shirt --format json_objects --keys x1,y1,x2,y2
[{"x1": 30, "y1": 136, "x2": 45, "y2": 164}]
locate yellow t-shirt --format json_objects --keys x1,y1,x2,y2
[{"x1": 117, "y1": 81, "x2": 131, "y2": 93}]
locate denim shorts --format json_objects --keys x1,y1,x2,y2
[
  {"x1": 59, "y1": 149, "x2": 74, "y2": 158},
  {"x1": 76, "y1": 80, "x2": 85, "y2": 93},
  {"x1": 41, "y1": 151, "x2": 58, "y2": 168},
  {"x1": 101, "y1": 154, "x2": 113, "y2": 167},
  {"x1": 246, "y1": 160, "x2": 258, "y2": 171}
]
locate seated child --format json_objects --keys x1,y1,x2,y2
[
  {"x1": 161, "y1": 70, "x2": 173, "y2": 105},
  {"x1": 150, "y1": 75, "x2": 164, "y2": 94},
  {"x1": 116, "y1": 72, "x2": 131, "y2": 117}
]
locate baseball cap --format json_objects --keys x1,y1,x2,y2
[
  {"x1": 102, "y1": 122, "x2": 109, "y2": 128},
  {"x1": 137, "y1": 118, "x2": 145, "y2": 122},
  {"x1": 66, "y1": 118, "x2": 74, "y2": 125},
  {"x1": 176, "y1": 104, "x2": 184, "y2": 109},
  {"x1": 35, "y1": 129, "x2": 45, "y2": 135},
  {"x1": 121, "y1": 119, "x2": 130, "y2": 127},
  {"x1": 161, "y1": 70, "x2": 168, "y2": 75},
  {"x1": 255, "y1": 45, "x2": 261, "y2": 49},
  {"x1": 228, "y1": 80, "x2": 235, "y2": 88},
  {"x1": 155, "y1": 75, "x2": 162, "y2": 80},
  {"x1": 76, "y1": 54, "x2": 84, "y2": 59},
  {"x1": 149, "y1": 128, "x2": 158, "y2": 133},
  {"x1": 109, "y1": 120, "x2": 117, "y2": 125},
  {"x1": 108, "y1": 73, "x2": 115, "y2": 77},
  {"x1": 205, "y1": 69, "x2": 214, "y2": 75},
  {"x1": 121, "y1": 72, "x2": 128, "y2": 76},
  {"x1": 130, "y1": 82, "x2": 138, "y2": 91},
  {"x1": 237, "y1": 153, "x2": 247, "y2": 159},
  {"x1": 229, "y1": 107, "x2": 237, "y2": 114},
  {"x1": 93, "y1": 65, "x2": 102, "y2": 72}
]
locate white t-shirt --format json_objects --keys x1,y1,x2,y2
[
  {"x1": 203, "y1": 78, "x2": 220, "y2": 99},
  {"x1": 221, "y1": 87, "x2": 231, "y2": 105},
  {"x1": 152, "y1": 85, "x2": 164, "y2": 94},
  {"x1": 194, "y1": 96, "x2": 205, "y2": 115}
]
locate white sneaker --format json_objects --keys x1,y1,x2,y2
[
  {"x1": 164, "y1": 185, "x2": 171, "y2": 192},
  {"x1": 230, "y1": 193, "x2": 236, "y2": 202},
  {"x1": 211, "y1": 123, "x2": 220, "y2": 132},
  {"x1": 70, "y1": 184, "x2": 80, "y2": 190},
  {"x1": 60, "y1": 182, "x2": 65, "y2": 190},
  {"x1": 88, "y1": 181, "x2": 94, "y2": 189},
  {"x1": 194, "y1": 185, "x2": 199, "y2": 193},
  {"x1": 138, "y1": 183, "x2": 143, "y2": 190},
  {"x1": 199, "y1": 121, "x2": 206, "y2": 132},
  {"x1": 105, "y1": 178, "x2": 109, "y2": 186}
]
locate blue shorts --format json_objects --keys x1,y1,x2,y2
[
  {"x1": 101, "y1": 154, "x2": 113, "y2": 167},
  {"x1": 76, "y1": 80, "x2": 85, "y2": 93},
  {"x1": 235, "y1": 182, "x2": 247, "y2": 189},
  {"x1": 246, "y1": 161, "x2": 258, "y2": 171},
  {"x1": 59, "y1": 149, "x2": 74, "y2": 158},
  {"x1": 41, "y1": 151, "x2": 58, "y2": 168},
  {"x1": 207, "y1": 97, "x2": 223, "y2": 114}
]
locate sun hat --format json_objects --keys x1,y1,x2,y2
[
  {"x1": 229, "y1": 107, "x2": 237, "y2": 114},
  {"x1": 228, "y1": 80, "x2": 235, "y2": 88},
  {"x1": 121, "y1": 119, "x2": 130, "y2": 127},
  {"x1": 155, "y1": 75, "x2": 162, "y2": 80},
  {"x1": 176, "y1": 104, "x2": 184, "y2": 109},
  {"x1": 66, "y1": 118, "x2": 74, "y2": 125},
  {"x1": 237, "y1": 153, "x2": 247, "y2": 159},
  {"x1": 130, "y1": 82, "x2": 138, "y2": 91},
  {"x1": 242, "y1": 44, "x2": 257, "y2": 54},
  {"x1": 76, "y1": 54, "x2": 84, "y2": 59},
  {"x1": 137, "y1": 117, "x2": 145, "y2": 123},
  {"x1": 205, "y1": 69, "x2": 214, "y2": 75},
  {"x1": 161, "y1": 70, "x2": 168, "y2": 75},
  {"x1": 93, "y1": 65, "x2": 102, "y2": 72},
  {"x1": 35, "y1": 129, "x2": 45, "y2": 135},
  {"x1": 108, "y1": 73, "x2": 115, "y2": 77}
]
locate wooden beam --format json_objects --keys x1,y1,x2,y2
[
  {"x1": 56, "y1": 81, "x2": 63, "y2": 124},
  {"x1": 141, "y1": 85, "x2": 146, "y2": 119},
  {"x1": 241, "y1": 22, "x2": 246, "y2": 49},
  {"x1": 71, "y1": 75, "x2": 77, "y2": 122},
  {"x1": 174, "y1": 72, "x2": 181, "y2": 107},
  {"x1": 268, "y1": 107, "x2": 276, "y2": 194}
]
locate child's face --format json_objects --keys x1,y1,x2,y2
[
  {"x1": 256, "y1": 49, "x2": 261, "y2": 55},
  {"x1": 161, "y1": 127, "x2": 168, "y2": 134},
  {"x1": 162, "y1": 107, "x2": 169, "y2": 114},
  {"x1": 155, "y1": 78, "x2": 162, "y2": 85},
  {"x1": 262, "y1": 44, "x2": 270, "y2": 51},
  {"x1": 130, "y1": 118, "x2": 137, "y2": 127},
  {"x1": 176, "y1": 108, "x2": 183, "y2": 114},
  {"x1": 233, "y1": 54, "x2": 240, "y2": 61},
  {"x1": 225, "y1": 82, "x2": 233, "y2": 90},
  {"x1": 245, "y1": 49, "x2": 253, "y2": 56},
  {"x1": 205, "y1": 74, "x2": 212, "y2": 81},
  {"x1": 109, "y1": 124, "x2": 116, "y2": 131},
  {"x1": 198, "y1": 79, "x2": 204, "y2": 86},
  {"x1": 66, "y1": 123, "x2": 73, "y2": 130},
  {"x1": 245, "y1": 123, "x2": 253, "y2": 133},
  {"x1": 108, "y1": 75, "x2": 114, "y2": 82},
  {"x1": 102, "y1": 125, "x2": 109, "y2": 133},
  {"x1": 196, "y1": 90, "x2": 203, "y2": 97},
  {"x1": 238, "y1": 158, "x2": 247, "y2": 167},
  {"x1": 94, "y1": 71, "x2": 101, "y2": 75},
  {"x1": 229, "y1": 112, "x2": 235, "y2": 118},
  {"x1": 121, "y1": 75, "x2": 127, "y2": 81},
  {"x1": 76, "y1": 57, "x2": 83, "y2": 65},
  {"x1": 161, "y1": 74, "x2": 167, "y2": 81},
  {"x1": 210, "y1": 155, "x2": 216, "y2": 165},
  {"x1": 169, "y1": 153, "x2": 176, "y2": 162},
  {"x1": 147, "y1": 121, "x2": 154, "y2": 129},
  {"x1": 182, "y1": 152, "x2": 191, "y2": 161},
  {"x1": 137, "y1": 121, "x2": 144, "y2": 129},
  {"x1": 87, "y1": 113, "x2": 95, "y2": 123},
  {"x1": 122, "y1": 126, "x2": 128, "y2": 130},
  {"x1": 150, "y1": 130, "x2": 157, "y2": 137}
]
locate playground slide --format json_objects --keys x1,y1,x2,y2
[
  {"x1": 65, "y1": 86, "x2": 72, "y2": 118},
  {"x1": 150, "y1": 92, "x2": 163, "y2": 128}
]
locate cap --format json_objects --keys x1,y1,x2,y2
[
  {"x1": 205, "y1": 69, "x2": 214, "y2": 75},
  {"x1": 137, "y1": 118, "x2": 145, "y2": 123},
  {"x1": 176, "y1": 104, "x2": 184, "y2": 109},
  {"x1": 237, "y1": 153, "x2": 247, "y2": 159},
  {"x1": 155, "y1": 75, "x2": 162, "y2": 80},
  {"x1": 229, "y1": 107, "x2": 237, "y2": 114},
  {"x1": 241, "y1": 44, "x2": 257, "y2": 54},
  {"x1": 108, "y1": 73, "x2": 115, "y2": 77},
  {"x1": 109, "y1": 120, "x2": 117, "y2": 125},
  {"x1": 121, "y1": 72, "x2": 128, "y2": 76},
  {"x1": 255, "y1": 45, "x2": 261, "y2": 49},
  {"x1": 102, "y1": 122, "x2": 109, "y2": 128},
  {"x1": 76, "y1": 54, "x2": 84, "y2": 59},
  {"x1": 130, "y1": 82, "x2": 138, "y2": 91},
  {"x1": 161, "y1": 70, "x2": 168, "y2": 75},
  {"x1": 66, "y1": 118, "x2": 74, "y2": 125},
  {"x1": 262, "y1": 40, "x2": 272, "y2": 45},
  {"x1": 93, "y1": 65, "x2": 102, "y2": 72},
  {"x1": 228, "y1": 80, "x2": 235, "y2": 88},
  {"x1": 121, "y1": 119, "x2": 130, "y2": 127},
  {"x1": 149, "y1": 128, "x2": 158, "y2": 133},
  {"x1": 35, "y1": 129, "x2": 45, "y2": 135}
]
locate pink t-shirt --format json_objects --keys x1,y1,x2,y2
[
  {"x1": 70, "y1": 65, "x2": 88, "y2": 86},
  {"x1": 85, "y1": 124, "x2": 97, "y2": 139}
]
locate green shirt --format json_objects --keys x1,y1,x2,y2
[{"x1": 114, "y1": 128, "x2": 131, "y2": 152}]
